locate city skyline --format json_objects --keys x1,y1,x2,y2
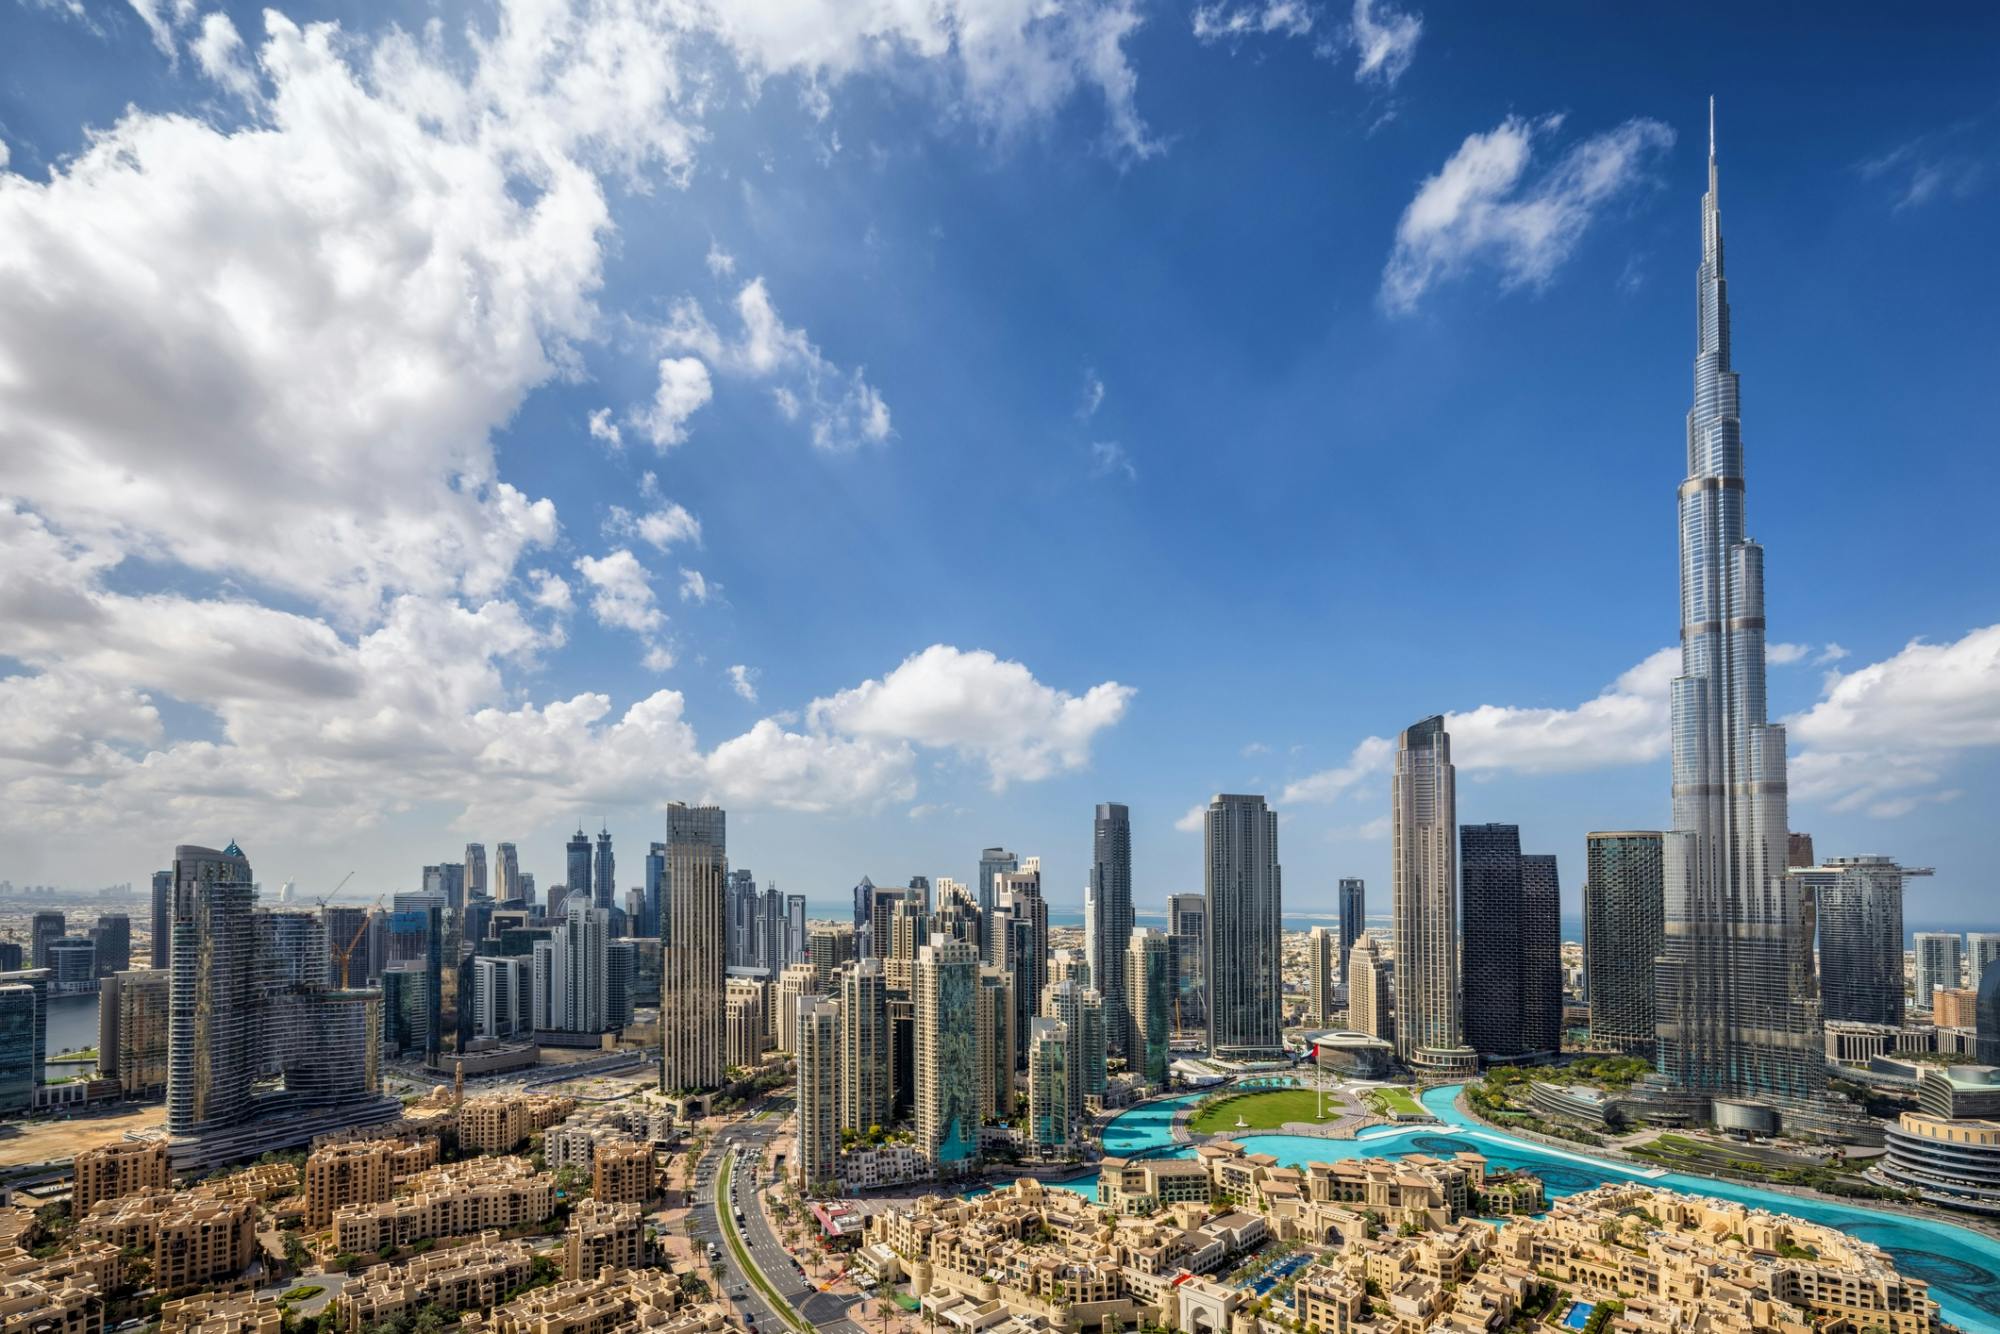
[{"x1": 2, "y1": 6, "x2": 1997, "y2": 923}]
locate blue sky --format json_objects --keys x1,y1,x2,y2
[{"x1": 2, "y1": 0, "x2": 1996, "y2": 923}]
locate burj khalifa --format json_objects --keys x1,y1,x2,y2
[{"x1": 1654, "y1": 103, "x2": 1826, "y2": 1112}]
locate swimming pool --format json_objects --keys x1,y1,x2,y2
[
  {"x1": 996, "y1": 1082, "x2": 2000, "y2": 1329},
  {"x1": 1560, "y1": 1299, "x2": 1595, "y2": 1329}
]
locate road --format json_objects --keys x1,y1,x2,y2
[{"x1": 694, "y1": 1109, "x2": 868, "y2": 1334}]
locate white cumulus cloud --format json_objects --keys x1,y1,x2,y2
[
  {"x1": 662, "y1": 277, "x2": 892, "y2": 453},
  {"x1": 636, "y1": 356, "x2": 714, "y2": 449},
  {"x1": 574, "y1": 549, "x2": 665, "y2": 636},
  {"x1": 1381, "y1": 112, "x2": 1674, "y2": 314},
  {"x1": 808, "y1": 645, "x2": 1134, "y2": 789}
]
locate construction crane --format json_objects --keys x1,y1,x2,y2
[
  {"x1": 314, "y1": 870, "x2": 356, "y2": 908},
  {"x1": 332, "y1": 896, "x2": 382, "y2": 992}
]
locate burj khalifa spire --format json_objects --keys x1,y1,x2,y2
[{"x1": 1655, "y1": 101, "x2": 1826, "y2": 1112}]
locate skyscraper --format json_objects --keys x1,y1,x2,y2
[
  {"x1": 977, "y1": 966, "x2": 1015, "y2": 1121},
  {"x1": 1346, "y1": 935, "x2": 1391, "y2": 1045},
  {"x1": 1041, "y1": 977, "x2": 1104, "y2": 1122},
  {"x1": 168, "y1": 844, "x2": 258, "y2": 1136},
  {"x1": 1802, "y1": 857, "x2": 1932, "y2": 1028},
  {"x1": 1306, "y1": 926, "x2": 1340, "y2": 1027},
  {"x1": 1583, "y1": 832, "x2": 1665, "y2": 1054},
  {"x1": 1337, "y1": 878, "x2": 1365, "y2": 981},
  {"x1": 0, "y1": 969, "x2": 49, "y2": 1115},
  {"x1": 1204, "y1": 793, "x2": 1282, "y2": 1061},
  {"x1": 150, "y1": 870, "x2": 172, "y2": 969},
  {"x1": 1089, "y1": 803, "x2": 1134, "y2": 1060},
  {"x1": 914, "y1": 938, "x2": 981, "y2": 1173},
  {"x1": 167, "y1": 841, "x2": 390, "y2": 1162},
  {"x1": 1393, "y1": 718, "x2": 1474, "y2": 1079},
  {"x1": 1787, "y1": 833, "x2": 1815, "y2": 869},
  {"x1": 1166, "y1": 892, "x2": 1206, "y2": 1031},
  {"x1": 1915, "y1": 933, "x2": 1964, "y2": 1012},
  {"x1": 1970, "y1": 934, "x2": 2000, "y2": 1000},
  {"x1": 464, "y1": 843, "x2": 487, "y2": 900},
  {"x1": 30, "y1": 911, "x2": 65, "y2": 971},
  {"x1": 91, "y1": 914, "x2": 131, "y2": 977},
  {"x1": 495, "y1": 843, "x2": 519, "y2": 901},
  {"x1": 1520, "y1": 854, "x2": 1562, "y2": 1057},
  {"x1": 976, "y1": 847, "x2": 1017, "y2": 952},
  {"x1": 643, "y1": 843, "x2": 666, "y2": 941},
  {"x1": 567, "y1": 828, "x2": 594, "y2": 909},
  {"x1": 1026, "y1": 1018, "x2": 1070, "y2": 1154},
  {"x1": 594, "y1": 827, "x2": 616, "y2": 910},
  {"x1": 840, "y1": 958, "x2": 891, "y2": 1134},
  {"x1": 1461, "y1": 825, "x2": 1562, "y2": 1062},
  {"x1": 660, "y1": 803, "x2": 726, "y2": 1095},
  {"x1": 795, "y1": 997, "x2": 841, "y2": 1195},
  {"x1": 1656, "y1": 105, "x2": 1825, "y2": 1112},
  {"x1": 1126, "y1": 928, "x2": 1172, "y2": 1086}
]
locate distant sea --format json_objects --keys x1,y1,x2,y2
[{"x1": 802, "y1": 899, "x2": 1998, "y2": 948}]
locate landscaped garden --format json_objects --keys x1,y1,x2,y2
[
  {"x1": 1188, "y1": 1087, "x2": 1337, "y2": 1133},
  {"x1": 1361, "y1": 1085, "x2": 1425, "y2": 1117}
]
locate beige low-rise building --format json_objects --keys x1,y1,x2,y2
[
  {"x1": 194, "y1": 1160, "x2": 301, "y2": 1204},
  {"x1": 0, "y1": 1272, "x2": 101, "y2": 1334},
  {"x1": 335, "y1": 1233, "x2": 534, "y2": 1332},
  {"x1": 305, "y1": 1135, "x2": 443, "y2": 1227},
  {"x1": 71, "y1": 1140, "x2": 170, "y2": 1212},
  {"x1": 590, "y1": 1139, "x2": 656, "y2": 1205},
  {"x1": 332, "y1": 1157, "x2": 557, "y2": 1254},
  {"x1": 157, "y1": 1290, "x2": 284, "y2": 1334},
  {"x1": 1492, "y1": 1185, "x2": 1945, "y2": 1334},
  {"x1": 77, "y1": 1192, "x2": 256, "y2": 1289},
  {"x1": 565, "y1": 1200, "x2": 647, "y2": 1280},
  {"x1": 458, "y1": 1093, "x2": 577, "y2": 1155},
  {"x1": 462, "y1": 1267, "x2": 727, "y2": 1334}
]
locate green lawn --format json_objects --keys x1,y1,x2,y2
[
  {"x1": 1369, "y1": 1086, "x2": 1425, "y2": 1116},
  {"x1": 1189, "y1": 1089, "x2": 1334, "y2": 1133}
]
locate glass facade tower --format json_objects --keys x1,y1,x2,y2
[{"x1": 1657, "y1": 104, "x2": 1825, "y2": 1109}]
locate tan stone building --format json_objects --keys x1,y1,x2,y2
[
  {"x1": 564, "y1": 1200, "x2": 646, "y2": 1281},
  {"x1": 0, "y1": 1272, "x2": 101, "y2": 1334},
  {"x1": 157, "y1": 1290, "x2": 285, "y2": 1334},
  {"x1": 457, "y1": 1093, "x2": 577, "y2": 1155},
  {"x1": 78, "y1": 1192, "x2": 257, "y2": 1289},
  {"x1": 71, "y1": 1140, "x2": 170, "y2": 1212},
  {"x1": 335, "y1": 1234, "x2": 533, "y2": 1332},
  {"x1": 332, "y1": 1158, "x2": 557, "y2": 1254},
  {"x1": 463, "y1": 1267, "x2": 726, "y2": 1334},
  {"x1": 305, "y1": 1136, "x2": 442, "y2": 1227},
  {"x1": 589, "y1": 1138, "x2": 655, "y2": 1205}
]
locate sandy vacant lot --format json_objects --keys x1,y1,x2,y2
[{"x1": 0, "y1": 1104, "x2": 166, "y2": 1170}]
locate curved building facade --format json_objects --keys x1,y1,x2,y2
[{"x1": 1878, "y1": 1113, "x2": 2000, "y2": 1217}]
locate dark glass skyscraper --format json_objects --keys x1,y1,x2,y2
[
  {"x1": 1801, "y1": 856, "x2": 1931, "y2": 1028},
  {"x1": 1203, "y1": 793, "x2": 1282, "y2": 1061},
  {"x1": 661, "y1": 803, "x2": 726, "y2": 1094},
  {"x1": 1337, "y1": 878, "x2": 1364, "y2": 982},
  {"x1": 1089, "y1": 802, "x2": 1133, "y2": 1060},
  {"x1": 1460, "y1": 826, "x2": 1559, "y2": 1061},
  {"x1": 593, "y1": 827, "x2": 615, "y2": 910},
  {"x1": 1657, "y1": 106, "x2": 1825, "y2": 1110},
  {"x1": 151, "y1": 869, "x2": 172, "y2": 969},
  {"x1": 566, "y1": 827, "x2": 593, "y2": 908},
  {"x1": 1584, "y1": 832, "x2": 1664, "y2": 1055}
]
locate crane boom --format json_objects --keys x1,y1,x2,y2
[{"x1": 332, "y1": 893, "x2": 384, "y2": 989}]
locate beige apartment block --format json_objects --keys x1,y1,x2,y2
[
  {"x1": 589, "y1": 1138, "x2": 655, "y2": 1205},
  {"x1": 462, "y1": 1267, "x2": 727, "y2": 1334},
  {"x1": 71, "y1": 1140, "x2": 170, "y2": 1212},
  {"x1": 335, "y1": 1233, "x2": 533, "y2": 1333},
  {"x1": 564, "y1": 1200, "x2": 646, "y2": 1281},
  {"x1": 305, "y1": 1136, "x2": 443, "y2": 1227},
  {"x1": 78, "y1": 1192, "x2": 256, "y2": 1289},
  {"x1": 157, "y1": 1290, "x2": 285, "y2": 1334},
  {"x1": 457, "y1": 1093, "x2": 578, "y2": 1155},
  {"x1": 332, "y1": 1158, "x2": 556, "y2": 1254}
]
